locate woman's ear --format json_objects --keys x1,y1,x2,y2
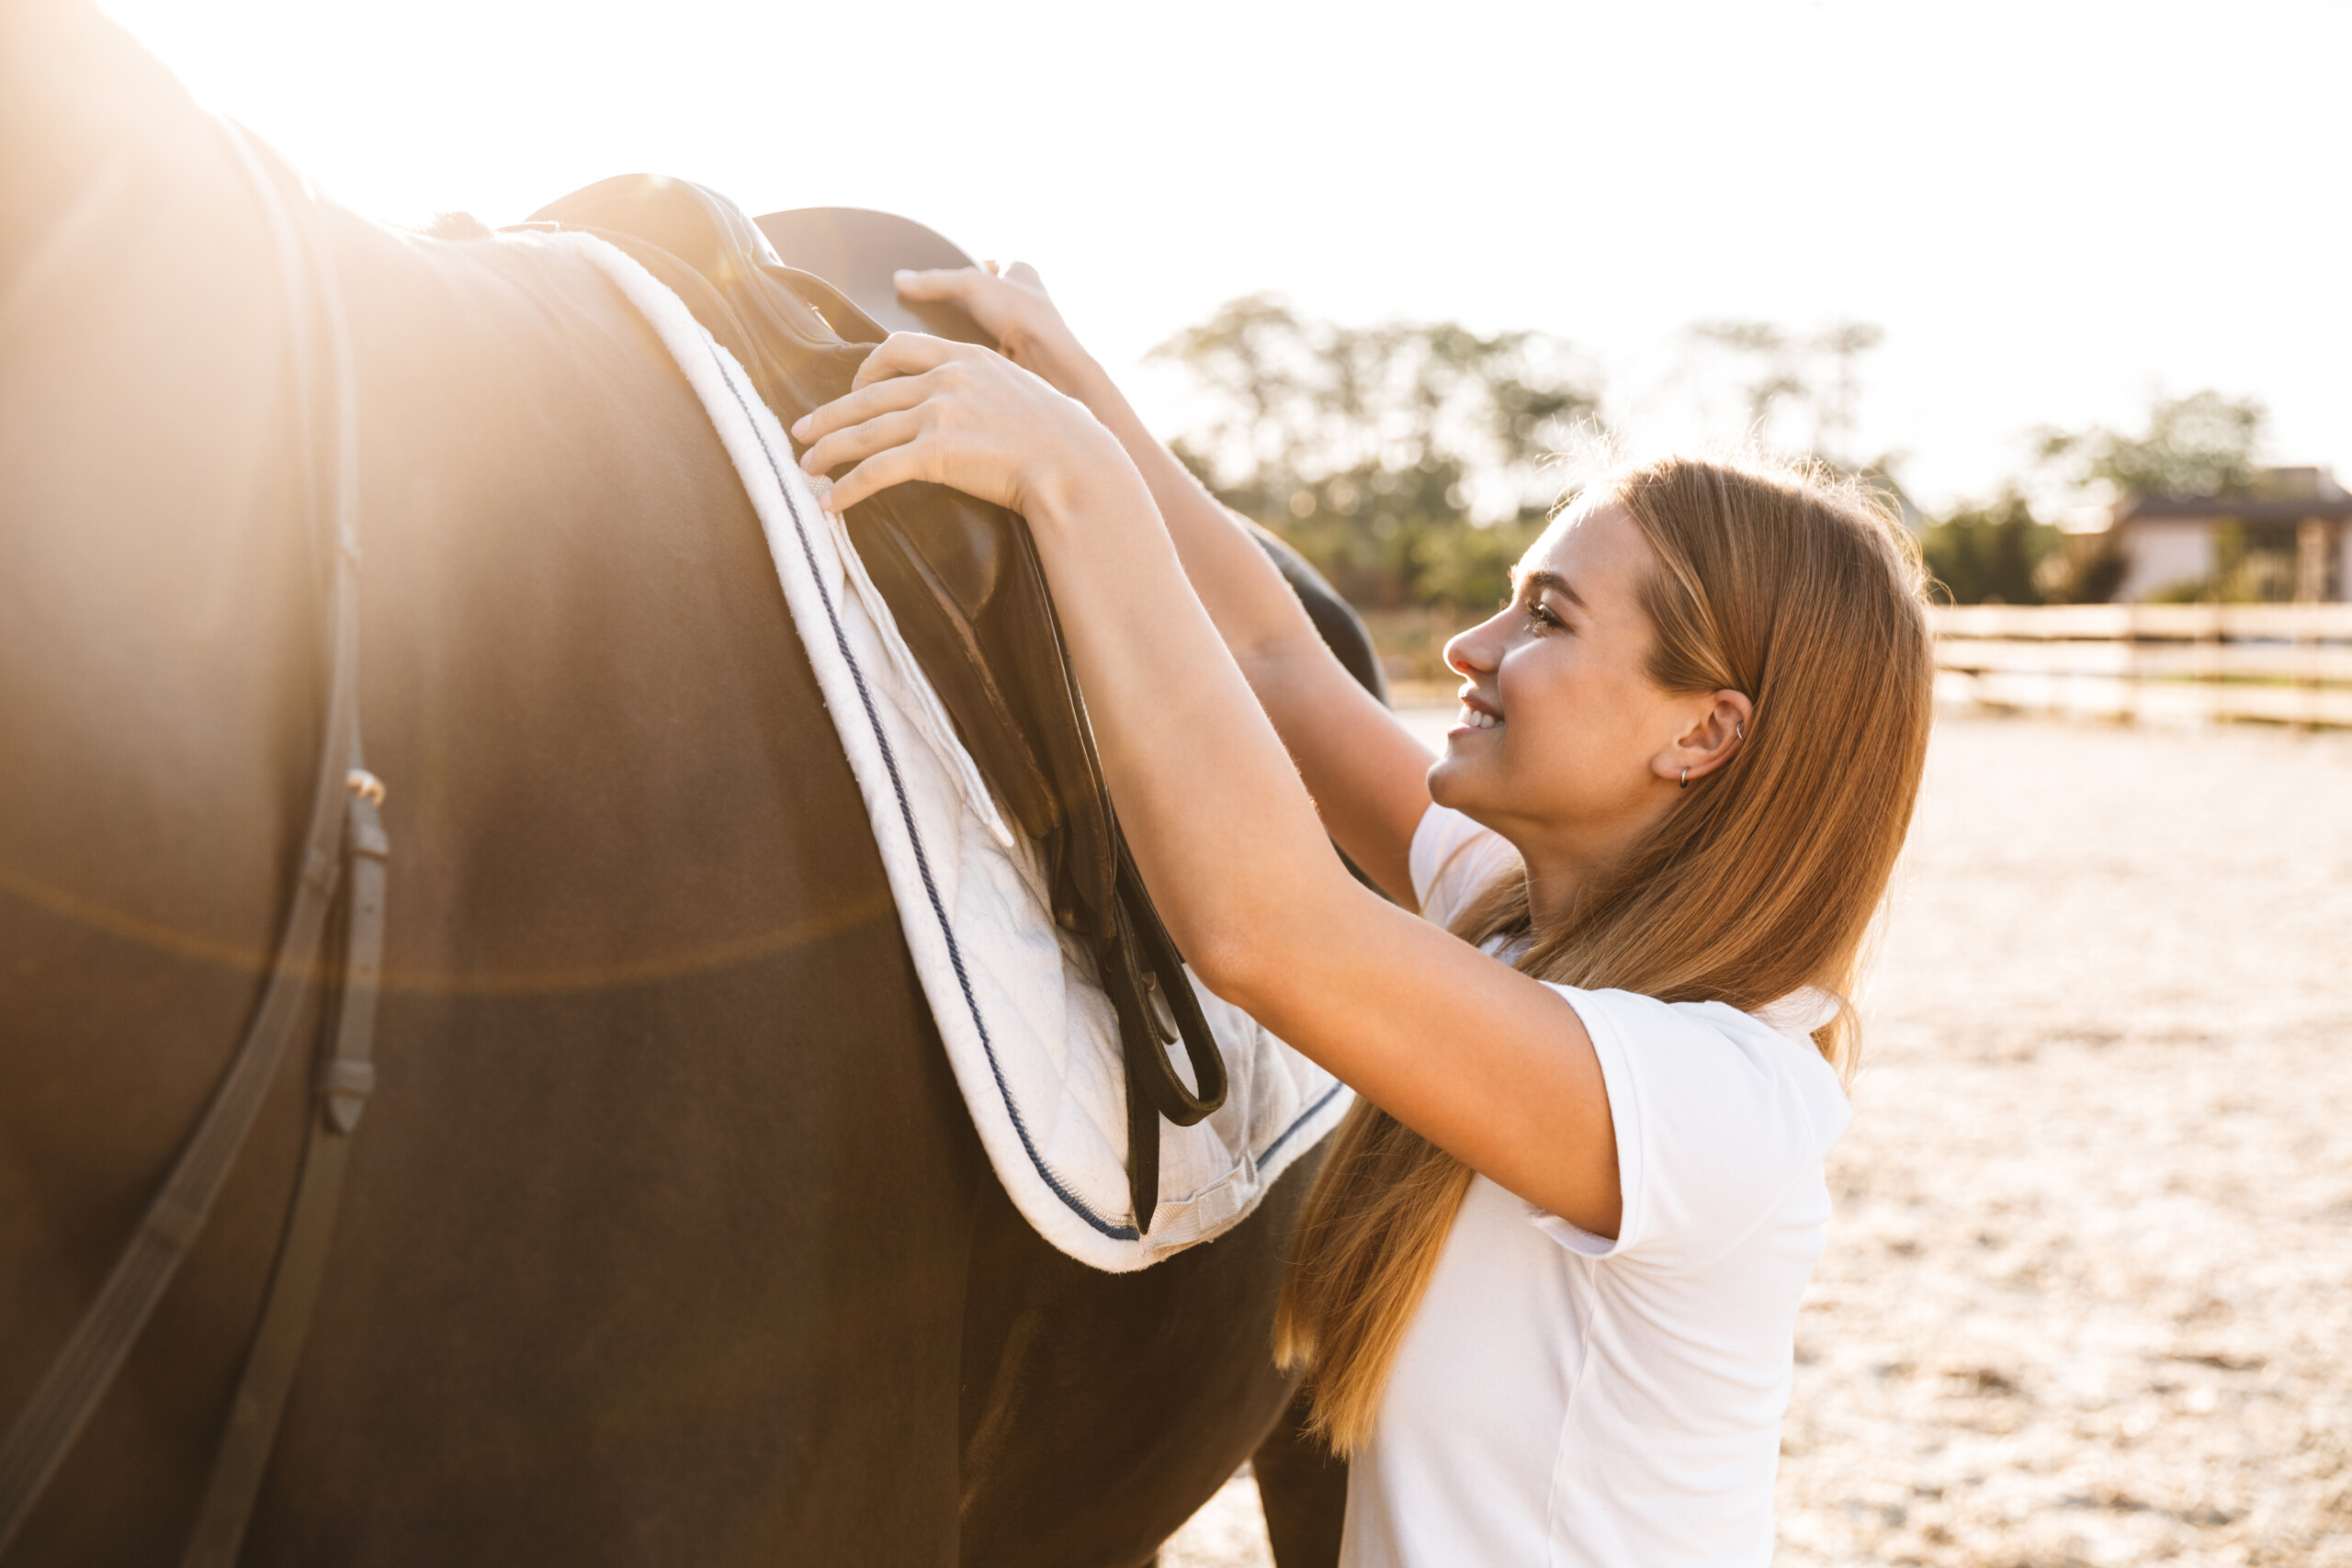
[{"x1": 1654, "y1": 690, "x2": 1754, "y2": 787}]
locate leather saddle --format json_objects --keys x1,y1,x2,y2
[
  {"x1": 524, "y1": 175, "x2": 1221, "y2": 1233},
  {"x1": 747, "y1": 205, "x2": 1387, "y2": 707}
]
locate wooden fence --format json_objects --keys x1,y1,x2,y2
[{"x1": 1931, "y1": 604, "x2": 2352, "y2": 728}]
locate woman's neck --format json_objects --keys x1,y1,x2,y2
[{"x1": 1514, "y1": 801, "x2": 1683, "y2": 927}]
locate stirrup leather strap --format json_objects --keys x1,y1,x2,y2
[{"x1": 0, "y1": 119, "x2": 388, "y2": 1562}]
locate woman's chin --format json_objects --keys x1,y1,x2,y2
[{"x1": 1426, "y1": 751, "x2": 1487, "y2": 813}]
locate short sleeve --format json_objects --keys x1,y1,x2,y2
[
  {"x1": 1408, "y1": 805, "x2": 1521, "y2": 931},
  {"x1": 1529, "y1": 987, "x2": 1852, "y2": 1269}
]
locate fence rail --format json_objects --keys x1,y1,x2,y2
[{"x1": 1929, "y1": 604, "x2": 2352, "y2": 728}]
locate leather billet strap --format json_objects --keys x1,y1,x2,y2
[
  {"x1": 177, "y1": 121, "x2": 390, "y2": 1568},
  {"x1": 1106, "y1": 840, "x2": 1227, "y2": 1232},
  {"x1": 182, "y1": 794, "x2": 387, "y2": 1568},
  {"x1": 0, "y1": 120, "x2": 388, "y2": 1562}
]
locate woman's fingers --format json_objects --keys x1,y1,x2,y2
[
  {"x1": 797, "y1": 407, "x2": 925, "y2": 486},
  {"x1": 791, "y1": 335, "x2": 967, "y2": 446},
  {"x1": 791, "y1": 371, "x2": 924, "y2": 447},
  {"x1": 822, "y1": 445, "x2": 934, "y2": 515},
  {"x1": 849, "y1": 331, "x2": 966, "y2": 392},
  {"x1": 789, "y1": 331, "x2": 1103, "y2": 518},
  {"x1": 896, "y1": 262, "x2": 1054, "y2": 307},
  {"x1": 893, "y1": 266, "x2": 983, "y2": 304},
  {"x1": 893, "y1": 264, "x2": 1080, "y2": 379}
]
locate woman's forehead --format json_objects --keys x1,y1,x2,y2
[{"x1": 1515, "y1": 501, "x2": 1649, "y2": 598}]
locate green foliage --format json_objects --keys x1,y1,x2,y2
[
  {"x1": 1153, "y1": 296, "x2": 1600, "y2": 608},
  {"x1": 2039, "y1": 532, "x2": 2130, "y2": 605},
  {"x1": 2035, "y1": 389, "x2": 2267, "y2": 502},
  {"x1": 2006, "y1": 389, "x2": 2272, "y2": 604},
  {"x1": 1410, "y1": 514, "x2": 1549, "y2": 612},
  {"x1": 1918, "y1": 491, "x2": 2144, "y2": 606},
  {"x1": 1917, "y1": 491, "x2": 2132, "y2": 605},
  {"x1": 1917, "y1": 492, "x2": 2057, "y2": 604}
]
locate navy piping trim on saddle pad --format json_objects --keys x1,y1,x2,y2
[
  {"x1": 710, "y1": 339, "x2": 1331, "y2": 1239},
  {"x1": 1256, "y1": 1078, "x2": 1345, "y2": 1168},
  {"x1": 705, "y1": 351, "x2": 1132, "y2": 1241}
]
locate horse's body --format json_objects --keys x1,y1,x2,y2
[{"x1": 0, "y1": 4, "x2": 1340, "y2": 1561}]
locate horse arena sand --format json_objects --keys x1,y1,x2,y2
[{"x1": 1162, "y1": 711, "x2": 2352, "y2": 1568}]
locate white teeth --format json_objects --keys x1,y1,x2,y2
[{"x1": 1456, "y1": 705, "x2": 1501, "y2": 730}]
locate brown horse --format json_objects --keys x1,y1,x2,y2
[{"x1": 0, "y1": 1, "x2": 1344, "y2": 1561}]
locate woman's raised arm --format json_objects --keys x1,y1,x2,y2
[
  {"x1": 892, "y1": 265, "x2": 1435, "y2": 902},
  {"x1": 789, "y1": 335, "x2": 1622, "y2": 1239}
]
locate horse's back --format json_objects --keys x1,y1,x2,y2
[
  {"x1": 243, "y1": 227, "x2": 995, "y2": 1562},
  {"x1": 1, "y1": 17, "x2": 1336, "y2": 1549},
  {"x1": 2, "y1": 191, "x2": 990, "y2": 1559}
]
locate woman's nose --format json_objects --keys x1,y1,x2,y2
[{"x1": 1444, "y1": 615, "x2": 1503, "y2": 680}]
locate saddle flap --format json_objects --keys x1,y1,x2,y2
[
  {"x1": 528, "y1": 177, "x2": 1106, "y2": 924},
  {"x1": 526, "y1": 177, "x2": 1248, "y2": 1240},
  {"x1": 543, "y1": 223, "x2": 1351, "y2": 1263}
]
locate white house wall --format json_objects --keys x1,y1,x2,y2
[{"x1": 2116, "y1": 519, "x2": 2215, "y2": 602}]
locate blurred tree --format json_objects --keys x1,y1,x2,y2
[
  {"x1": 1681, "y1": 319, "x2": 1885, "y2": 468},
  {"x1": 1917, "y1": 491, "x2": 2056, "y2": 604},
  {"x1": 2033, "y1": 389, "x2": 2267, "y2": 504},
  {"x1": 1917, "y1": 497, "x2": 2131, "y2": 606},
  {"x1": 1917, "y1": 489, "x2": 2131, "y2": 606},
  {"x1": 1686, "y1": 320, "x2": 1806, "y2": 432},
  {"x1": 1919, "y1": 391, "x2": 2263, "y2": 606},
  {"x1": 1152, "y1": 296, "x2": 1601, "y2": 608},
  {"x1": 1410, "y1": 513, "x2": 1550, "y2": 612},
  {"x1": 2037, "y1": 533, "x2": 2131, "y2": 605},
  {"x1": 2018, "y1": 389, "x2": 2268, "y2": 603}
]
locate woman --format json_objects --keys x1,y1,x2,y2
[{"x1": 790, "y1": 265, "x2": 1934, "y2": 1566}]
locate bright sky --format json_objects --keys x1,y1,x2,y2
[{"x1": 97, "y1": 0, "x2": 2351, "y2": 513}]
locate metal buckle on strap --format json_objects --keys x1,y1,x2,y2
[
  {"x1": 314, "y1": 1060, "x2": 376, "y2": 1100},
  {"x1": 345, "y1": 773, "x2": 390, "y2": 860},
  {"x1": 315, "y1": 1060, "x2": 377, "y2": 1135}
]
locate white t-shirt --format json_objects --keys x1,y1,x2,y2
[{"x1": 1339, "y1": 805, "x2": 1851, "y2": 1568}]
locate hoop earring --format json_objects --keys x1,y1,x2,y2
[
  {"x1": 1736, "y1": 720, "x2": 1746, "y2": 740},
  {"x1": 1679, "y1": 767, "x2": 1690, "y2": 789}
]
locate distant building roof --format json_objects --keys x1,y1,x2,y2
[
  {"x1": 2115, "y1": 496, "x2": 2352, "y2": 524},
  {"x1": 2110, "y1": 466, "x2": 2352, "y2": 526}
]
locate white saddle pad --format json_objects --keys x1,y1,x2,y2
[{"x1": 551, "y1": 232, "x2": 1351, "y2": 1270}]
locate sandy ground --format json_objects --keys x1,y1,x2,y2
[{"x1": 1160, "y1": 710, "x2": 2352, "y2": 1567}]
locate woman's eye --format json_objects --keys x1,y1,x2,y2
[{"x1": 1525, "y1": 602, "x2": 1564, "y2": 630}]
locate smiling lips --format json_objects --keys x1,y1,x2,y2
[{"x1": 1455, "y1": 692, "x2": 1503, "y2": 730}]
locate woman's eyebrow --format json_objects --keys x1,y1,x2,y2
[{"x1": 1510, "y1": 566, "x2": 1587, "y2": 609}]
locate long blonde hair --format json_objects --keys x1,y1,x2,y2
[{"x1": 1273, "y1": 454, "x2": 1935, "y2": 1451}]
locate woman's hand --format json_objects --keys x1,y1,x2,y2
[
  {"x1": 893, "y1": 261, "x2": 1091, "y2": 391},
  {"x1": 789, "y1": 333, "x2": 1139, "y2": 522}
]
